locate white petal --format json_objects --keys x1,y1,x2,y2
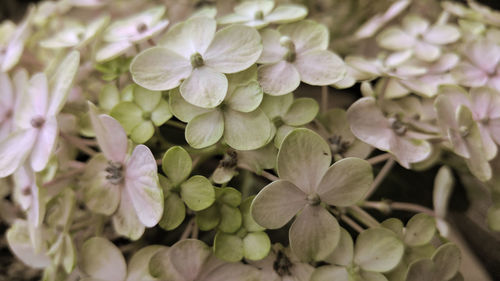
[
  {"x1": 465, "y1": 39, "x2": 500, "y2": 74},
  {"x1": 180, "y1": 66, "x2": 227, "y2": 108},
  {"x1": 130, "y1": 47, "x2": 192, "y2": 91},
  {"x1": 452, "y1": 62, "x2": 488, "y2": 88},
  {"x1": 414, "y1": 42, "x2": 441, "y2": 62},
  {"x1": 265, "y1": 4, "x2": 308, "y2": 24},
  {"x1": 258, "y1": 61, "x2": 300, "y2": 96},
  {"x1": 223, "y1": 108, "x2": 272, "y2": 150},
  {"x1": 424, "y1": 25, "x2": 461, "y2": 45},
  {"x1": 257, "y1": 28, "x2": 287, "y2": 64},
  {"x1": 81, "y1": 237, "x2": 127, "y2": 281},
  {"x1": 279, "y1": 20, "x2": 329, "y2": 53},
  {"x1": 234, "y1": 0, "x2": 275, "y2": 18},
  {"x1": 0, "y1": 129, "x2": 36, "y2": 177},
  {"x1": 30, "y1": 116, "x2": 57, "y2": 172},
  {"x1": 125, "y1": 145, "x2": 163, "y2": 227},
  {"x1": 112, "y1": 190, "x2": 145, "y2": 240},
  {"x1": 377, "y1": 27, "x2": 415, "y2": 50},
  {"x1": 96, "y1": 41, "x2": 133, "y2": 63},
  {"x1": 158, "y1": 16, "x2": 216, "y2": 58},
  {"x1": 294, "y1": 50, "x2": 346, "y2": 85},
  {"x1": 204, "y1": 25, "x2": 262, "y2": 73},
  {"x1": 48, "y1": 50, "x2": 80, "y2": 116}
]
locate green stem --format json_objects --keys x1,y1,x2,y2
[
  {"x1": 166, "y1": 119, "x2": 187, "y2": 130},
  {"x1": 364, "y1": 157, "x2": 395, "y2": 199},
  {"x1": 347, "y1": 205, "x2": 380, "y2": 228}
]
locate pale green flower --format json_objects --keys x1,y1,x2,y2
[
  {"x1": 218, "y1": 0, "x2": 307, "y2": 29},
  {"x1": 40, "y1": 16, "x2": 109, "y2": 49},
  {"x1": 257, "y1": 20, "x2": 346, "y2": 96},
  {"x1": 0, "y1": 10, "x2": 32, "y2": 72}
]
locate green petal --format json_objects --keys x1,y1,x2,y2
[
  {"x1": 168, "y1": 88, "x2": 210, "y2": 122},
  {"x1": 223, "y1": 108, "x2": 272, "y2": 150},
  {"x1": 218, "y1": 187, "x2": 242, "y2": 207},
  {"x1": 219, "y1": 204, "x2": 242, "y2": 233},
  {"x1": 6, "y1": 220, "x2": 50, "y2": 268},
  {"x1": 162, "y1": 146, "x2": 192, "y2": 186},
  {"x1": 311, "y1": 266, "x2": 349, "y2": 281},
  {"x1": 277, "y1": 128, "x2": 331, "y2": 194},
  {"x1": 251, "y1": 180, "x2": 306, "y2": 229},
  {"x1": 130, "y1": 47, "x2": 192, "y2": 91},
  {"x1": 204, "y1": 25, "x2": 262, "y2": 73},
  {"x1": 316, "y1": 157, "x2": 373, "y2": 206},
  {"x1": 196, "y1": 204, "x2": 220, "y2": 231},
  {"x1": 126, "y1": 245, "x2": 166, "y2": 281},
  {"x1": 148, "y1": 248, "x2": 181, "y2": 280},
  {"x1": 180, "y1": 175, "x2": 215, "y2": 211},
  {"x1": 324, "y1": 227, "x2": 354, "y2": 266},
  {"x1": 110, "y1": 102, "x2": 142, "y2": 134},
  {"x1": 130, "y1": 121, "x2": 155, "y2": 144},
  {"x1": 151, "y1": 99, "x2": 172, "y2": 126},
  {"x1": 260, "y1": 93, "x2": 294, "y2": 120},
  {"x1": 241, "y1": 196, "x2": 265, "y2": 232},
  {"x1": 180, "y1": 66, "x2": 228, "y2": 108},
  {"x1": 274, "y1": 124, "x2": 295, "y2": 148},
  {"x1": 381, "y1": 218, "x2": 404, "y2": 238},
  {"x1": 282, "y1": 97, "x2": 318, "y2": 126},
  {"x1": 226, "y1": 81, "x2": 263, "y2": 113},
  {"x1": 279, "y1": 20, "x2": 329, "y2": 52},
  {"x1": 353, "y1": 228, "x2": 404, "y2": 272},
  {"x1": 214, "y1": 232, "x2": 244, "y2": 262},
  {"x1": 211, "y1": 166, "x2": 236, "y2": 184},
  {"x1": 258, "y1": 61, "x2": 300, "y2": 96},
  {"x1": 98, "y1": 83, "x2": 120, "y2": 112},
  {"x1": 159, "y1": 193, "x2": 186, "y2": 231},
  {"x1": 80, "y1": 237, "x2": 126, "y2": 281},
  {"x1": 133, "y1": 86, "x2": 161, "y2": 112},
  {"x1": 112, "y1": 189, "x2": 145, "y2": 240},
  {"x1": 295, "y1": 50, "x2": 346, "y2": 86},
  {"x1": 289, "y1": 205, "x2": 340, "y2": 262},
  {"x1": 432, "y1": 243, "x2": 461, "y2": 280},
  {"x1": 404, "y1": 213, "x2": 436, "y2": 247},
  {"x1": 243, "y1": 231, "x2": 271, "y2": 260},
  {"x1": 185, "y1": 110, "x2": 224, "y2": 149},
  {"x1": 405, "y1": 259, "x2": 435, "y2": 281}
]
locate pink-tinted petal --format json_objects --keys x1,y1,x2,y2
[
  {"x1": 30, "y1": 116, "x2": 58, "y2": 172},
  {"x1": 452, "y1": 62, "x2": 488, "y2": 88},
  {"x1": 0, "y1": 129, "x2": 36, "y2": 177},
  {"x1": 258, "y1": 61, "x2": 300, "y2": 96},
  {"x1": 465, "y1": 39, "x2": 500, "y2": 74},
  {"x1": 112, "y1": 190, "x2": 145, "y2": 240}
]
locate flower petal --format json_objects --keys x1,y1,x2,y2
[
  {"x1": 424, "y1": 24, "x2": 460, "y2": 45},
  {"x1": 126, "y1": 245, "x2": 166, "y2": 281},
  {"x1": 169, "y1": 239, "x2": 211, "y2": 280},
  {"x1": 169, "y1": 88, "x2": 211, "y2": 122},
  {"x1": 30, "y1": 116, "x2": 58, "y2": 172},
  {"x1": 295, "y1": 49, "x2": 346, "y2": 86},
  {"x1": 354, "y1": 228, "x2": 404, "y2": 272},
  {"x1": 130, "y1": 47, "x2": 192, "y2": 91},
  {"x1": 125, "y1": 145, "x2": 163, "y2": 227},
  {"x1": 279, "y1": 20, "x2": 329, "y2": 53},
  {"x1": 96, "y1": 41, "x2": 133, "y2": 62},
  {"x1": 414, "y1": 42, "x2": 441, "y2": 62},
  {"x1": 316, "y1": 158, "x2": 373, "y2": 206},
  {"x1": 277, "y1": 128, "x2": 331, "y2": 194},
  {"x1": 80, "y1": 237, "x2": 127, "y2": 281},
  {"x1": 6, "y1": 220, "x2": 51, "y2": 269},
  {"x1": 258, "y1": 61, "x2": 300, "y2": 96},
  {"x1": 180, "y1": 175, "x2": 215, "y2": 211},
  {"x1": 226, "y1": 81, "x2": 263, "y2": 113},
  {"x1": 234, "y1": 0, "x2": 274, "y2": 18},
  {"x1": 158, "y1": 16, "x2": 216, "y2": 58},
  {"x1": 112, "y1": 188, "x2": 145, "y2": 240},
  {"x1": 0, "y1": 129, "x2": 36, "y2": 177},
  {"x1": 464, "y1": 39, "x2": 500, "y2": 74},
  {"x1": 204, "y1": 25, "x2": 262, "y2": 73},
  {"x1": 130, "y1": 121, "x2": 155, "y2": 144},
  {"x1": 266, "y1": 4, "x2": 308, "y2": 23},
  {"x1": 185, "y1": 110, "x2": 224, "y2": 149},
  {"x1": 48, "y1": 50, "x2": 80, "y2": 116},
  {"x1": 251, "y1": 180, "x2": 307, "y2": 229},
  {"x1": 89, "y1": 103, "x2": 128, "y2": 163},
  {"x1": 257, "y1": 28, "x2": 287, "y2": 64},
  {"x1": 377, "y1": 27, "x2": 415, "y2": 50},
  {"x1": 282, "y1": 98, "x2": 319, "y2": 126},
  {"x1": 223, "y1": 108, "x2": 272, "y2": 150},
  {"x1": 180, "y1": 66, "x2": 227, "y2": 108},
  {"x1": 289, "y1": 205, "x2": 340, "y2": 261}
]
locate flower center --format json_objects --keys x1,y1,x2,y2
[
  {"x1": 136, "y1": 22, "x2": 148, "y2": 33},
  {"x1": 254, "y1": 10, "x2": 264, "y2": 20},
  {"x1": 142, "y1": 111, "x2": 151, "y2": 120},
  {"x1": 105, "y1": 161, "x2": 124, "y2": 185},
  {"x1": 190, "y1": 52, "x2": 204, "y2": 68},
  {"x1": 30, "y1": 116, "x2": 45, "y2": 128},
  {"x1": 307, "y1": 193, "x2": 321, "y2": 206},
  {"x1": 280, "y1": 36, "x2": 296, "y2": 63},
  {"x1": 328, "y1": 135, "x2": 351, "y2": 155},
  {"x1": 459, "y1": 125, "x2": 469, "y2": 138},
  {"x1": 389, "y1": 117, "x2": 407, "y2": 136},
  {"x1": 273, "y1": 250, "x2": 293, "y2": 277},
  {"x1": 220, "y1": 150, "x2": 238, "y2": 169}
]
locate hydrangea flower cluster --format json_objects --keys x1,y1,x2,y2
[{"x1": 2, "y1": 0, "x2": 500, "y2": 280}]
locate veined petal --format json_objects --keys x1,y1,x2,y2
[
  {"x1": 316, "y1": 158, "x2": 373, "y2": 206},
  {"x1": 88, "y1": 103, "x2": 128, "y2": 163},
  {"x1": 48, "y1": 50, "x2": 80, "y2": 116},
  {"x1": 277, "y1": 128, "x2": 331, "y2": 194},
  {"x1": 169, "y1": 239, "x2": 211, "y2": 280},
  {"x1": 294, "y1": 49, "x2": 346, "y2": 86},
  {"x1": 279, "y1": 20, "x2": 329, "y2": 53},
  {"x1": 180, "y1": 66, "x2": 227, "y2": 108},
  {"x1": 0, "y1": 129, "x2": 36, "y2": 177},
  {"x1": 130, "y1": 47, "x2": 192, "y2": 91},
  {"x1": 226, "y1": 81, "x2": 263, "y2": 113},
  {"x1": 258, "y1": 61, "x2": 300, "y2": 96},
  {"x1": 112, "y1": 189, "x2": 145, "y2": 240},
  {"x1": 223, "y1": 108, "x2": 272, "y2": 150},
  {"x1": 125, "y1": 145, "x2": 163, "y2": 227},
  {"x1": 185, "y1": 110, "x2": 224, "y2": 149},
  {"x1": 390, "y1": 136, "x2": 432, "y2": 168},
  {"x1": 251, "y1": 180, "x2": 307, "y2": 229},
  {"x1": 168, "y1": 88, "x2": 211, "y2": 122},
  {"x1": 30, "y1": 116, "x2": 57, "y2": 172},
  {"x1": 158, "y1": 16, "x2": 216, "y2": 58},
  {"x1": 257, "y1": 28, "x2": 287, "y2": 64},
  {"x1": 204, "y1": 25, "x2": 262, "y2": 73},
  {"x1": 289, "y1": 205, "x2": 340, "y2": 262}
]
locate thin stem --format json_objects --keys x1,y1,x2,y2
[
  {"x1": 180, "y1": 218, "x2": 194, "y2": 240},
  {"x1": 43, "y1": 167, "x2": 85, "y2": 188},
  {"x1": 60, "y1": 133, "x2": 98, "y2": 156},
  {"x1": 364, "y1": 157, "x2": 395, "y2": 199},
  {"x1": 191, "y1": 220, "x2": 199, "y2": 239},
  {"x1": 340, "y1": 214, "x2": 364, "y2": 233},
  {"x1": 366, "y1": 153, "x2": 392, "y2": 165},
  {"x1": 347, "y1": 205, "x2": 380, "y2": 228},
  {"x1": 237, "y1": 163, "x2": 279, "y2": 182},
  {"x1": 166, "y1": 120, "x2": 187, "y2": 130},
  {"x1": 321, "y1": 86, "x2": 328, "y2": 113},
  {"x1": 390, "y1": 202, "x2": 436, "y2": 217}
]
